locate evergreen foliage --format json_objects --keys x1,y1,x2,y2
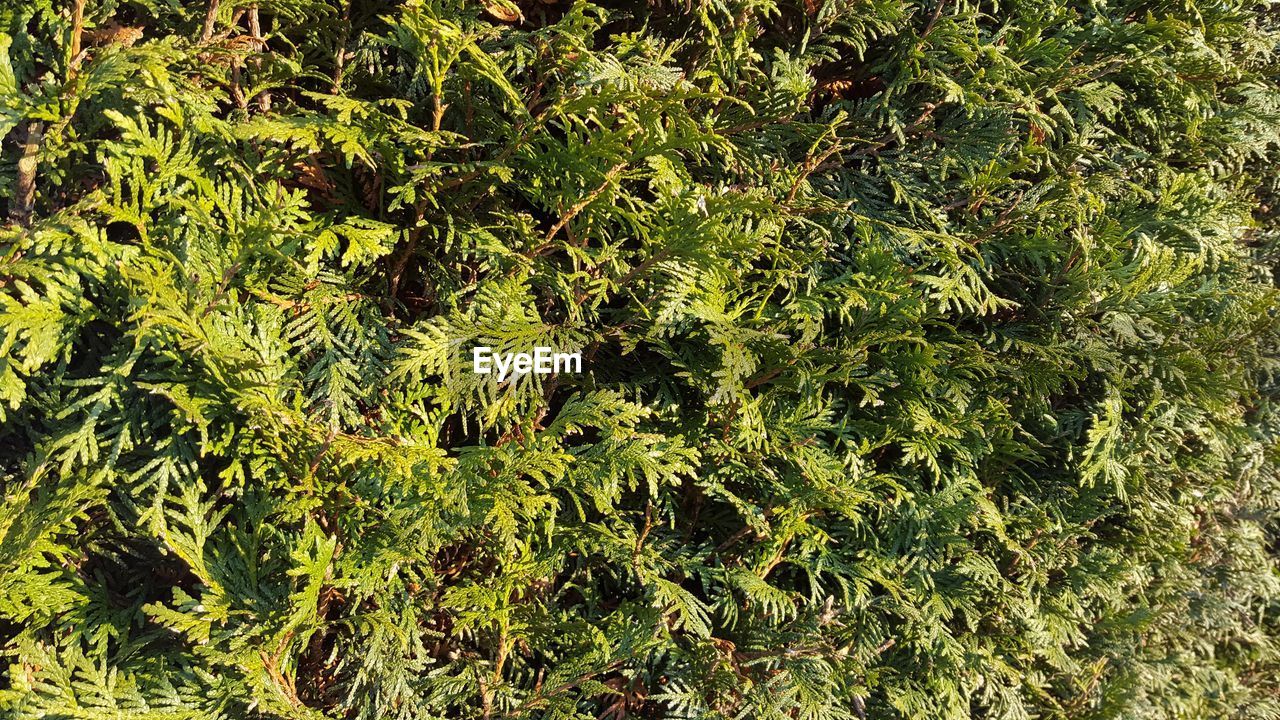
[{"x1": 2, "y1": 0, "x2": 1280, "y2": 717}]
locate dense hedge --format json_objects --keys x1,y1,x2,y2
[{"x1": 3, "y1": 0, "x2": 1280, "y2": 718}]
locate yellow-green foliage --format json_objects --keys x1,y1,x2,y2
[{"x1": 1, "y1": 0, "x2": 1279, "y2": 718}]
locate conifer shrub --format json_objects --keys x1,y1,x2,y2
[{"x1": 2, "y1": 0, "x2": 1280, "y2": 718}]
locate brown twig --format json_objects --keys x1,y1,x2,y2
[
  {"x1": 613, "y1": 248, "x2": 670, "y2": 291},
  {"x1": 743, "y1": 363, "x2": 789, "y2": 390},
  {"x1": 248, "y1": 6, "x2": 271, "y2": 112},
  {"x1": 432, "y1": 93, "x2": 446, "y2": 133},
  {"x1": 307, "y1": 428, "x2": 338, "y2": 479},
  {"x1": 715, "y1": 519, "x2": 763, "y2": 554},
  {"x1": 256, "y1": 291, "x2": 367, "y2": 312},
  {"x1": 970, "y1": 188, "x2": 1028, "y2": 244},
  {"x1": 786, "y1": 140, "x2": 847, "y2": 204},
  {"x1": 205, "y1": 8, "x2": 245, "y2": 43},
  {"x1": 230, "y1": 62, "x2": 246, "y2": 109},
  {"x1": 488, "y1": 625, "x2": 511, "y2": 715},
  {"x1": 917, "y1": 0, "x2": 950, "y2": 47},
  {"x1": 634, "y1": 501, "x2": 654, "y2": 563},
  {"x1": 387, "y1": 220, "x2": 422, "y2": 303},
  {"x1": 201, "y1": 262, "x2": 242, "y2": 317},
  {"x1": 9, "y1": 122, "x2": 43, "y2": 227},
  {"x1": 541, "y1": 161, "x2": 627, "y2": 244},
  {"x1": 332, "y1": 0, "x2": 352, "y2": 93},
  {"x1": 200, "y1": 0, "x2": 220, "y2": 43},
  {"x1": 69, "y1": 0, "x2": 86, "y2": 75},
  {"x1": 259, "y1": 644, "x2": 302, "y2": 708}
]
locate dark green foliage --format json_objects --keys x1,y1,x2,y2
[{"x1": 2, "y1": 0, "x2": 1279, "y2": 717}]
